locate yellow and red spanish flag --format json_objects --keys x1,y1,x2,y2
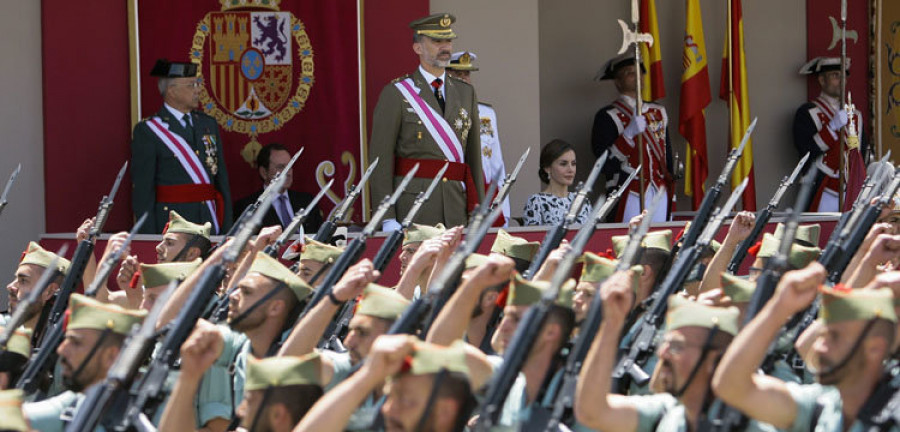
[
  {"x1": 640, "y1": 0, "x2": 665, "y2": 101},
  {"x1": 719, "y1": 0, "x2": 757, "y2": 210},
  {"x1": 679, "y1": 0, "x2": 711, "y2": 210}
]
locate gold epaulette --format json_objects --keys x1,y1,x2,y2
[{"x1": 390, "y1": 74, "x2": 411, "y2": 84}]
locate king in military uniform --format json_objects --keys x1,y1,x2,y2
[
  {"x1": 131, "y1": 59, "x2": 233, "y2": 235},
  {"x1": 368, "y1": 14, "x2": 485, "y2": 230}
]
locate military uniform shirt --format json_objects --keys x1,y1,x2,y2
[
  {"x1": 784, "y1": 382, "x2": 900, "y2": 432},
  {"x1": 320, "y1": 349, "x2": 381, "y2": 430},
  {"x1": 23, "y1": 390, "x2": 83, "y2": 432}
]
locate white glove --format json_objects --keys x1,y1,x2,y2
[
  {"x1": 624, "y1": 115, "x2": 647, "y2": 139},
  {"x1": 382, "y1": 218, "x2": 402, "y2": 232},
  {"x1": 828, "y1": 110, "x2": 848, "y2": 132}
]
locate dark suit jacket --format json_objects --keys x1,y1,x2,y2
[
  {"x1": 131, "y1": 106, "x2": 233, "y2": 234},
  {"x1": 233, "y1": 189, "x2": 324, "y2": 234}
]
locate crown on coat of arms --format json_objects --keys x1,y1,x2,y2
[{"x1": 220, "y1": 0, "x2": 280, "y2": 11}]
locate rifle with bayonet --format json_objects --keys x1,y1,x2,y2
[
  {"x1": 0, "y1": 163, "x2": 21, "y2": 219},
  {"x1": 419, "y1": 168, "x2": 517, "y2": 336},
  {"x1": 678, "y1": 119, "x2": 755, "y2": 255},
  {"x1": 523, "y1": 151, "x2": 606, "y2": 280},
  {"x1": 0, "y1": 246, "x2": 67, "y2": 351},
  {"x1": 17, "y1": 162, "x2": 128, "y2": 396},
  {"x1": 84, "y1": 214, "x2": 147, "y2": 297},
  {"x1": 821, "y1": 152, "x2": 891, "y2": 252},
  {"x1": 371, "y1": 163, "x2": 449, "y2": 272},
  {"x1": 321, "y1": 165, "x2": 448, "y2": 352},
  {"x1": 474, "y1": 190, "x2": 612, "y2": 432},
  {"x1": 613, "y1": 177, "x2": 748, "y2": 391},
  {"x1": 700, "y1": 170, "x2": 818, "y2": 432},
  {"x1": 387, "y1": 194, "x2": 506, "y2": 337},
  {"x1": 485, "y1": 147, "x2": 530, "y2": 219},
  {"x1": 112, "y1": 174, "x2": 283, "y2": 430},
  {"x1": 821, "y1": 167, "x2": 900, "y2": 283},
  {"x1": 728, "y1": 153, "x2": 809, "y2": 273},
  {"x1": 225, "y1": 147, "x2": 303, "y2": 237},
  {"x1": 533, "y1": 188, "x2": 664, "y2": 432},
  {"x1": 263, "y1": 179, "x2": 334, "y2": 257},
  {"x1": 315, "y1": 158, "x2": 379, "y2": 244},
  {"x1": 309, "y1": 166, "x2": 420, "y2": 349},
  {"x1": 64, "y1": 280, "x2": 177, "y2": 432}
]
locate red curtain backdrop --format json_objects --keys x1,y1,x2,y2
[{"x1": 42, "y1": 0, "x2": 427, "y2": 233}]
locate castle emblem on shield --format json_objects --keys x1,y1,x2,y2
[{"x1": 191, "y1": 0, "x2": 314, "y2": 163}]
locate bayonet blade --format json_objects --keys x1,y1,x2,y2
[
  {"x1": 280, "y1": 147, "x2": 304, "y2": 178},
  {"x1": 735, "y1": 117, "x2": 758, "y2": 157},
  {"x1": 307, "y1": 179, "x2": 334, "y2": 213},
  {"x1": 584, "y1": 151, "x2": 608, "y2": 193},
  {"x1": 108, "y1": 162, "x2": 129, "y2": 203},
  {"x1": 334, "y1": 158, "x2": 379, "y2": 221},
  {"x1": 388, "y1": 164, "x2": 418, "y2": 207},
  {"x1": 616, "y1": 187, "x2": 663, "y2": 271},
  {"x1": 788, "y1": 153, "x2": 811, "y2": 185},
  {"x1": 423, "y1": 163, "x2": 449, "y2": 201},
  {"x1": 507, "y1": 147, "x2": 531, "y2": 182},
  {"x1": 0, "y1": 163, "x2": 21, "y2": 205}
]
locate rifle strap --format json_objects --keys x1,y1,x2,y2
[
  {"x1": 171, "y1": 234, "x2": 202, "y2": 263},
  {"x1": 415, "y1": 369, "x2": 448, "y2": 432},
  {"x1": 227, "y1": 282, "x2": 286, "y2": 329},
  {"x1": 817, "y1": 318, "x2": 877, "y2": 381},
  {"x1": 68, "y1": 328, "x2": 113, "y2": 389},
  {"x1": 673, "y1": 326, "x2": 719, "y2": 398}
]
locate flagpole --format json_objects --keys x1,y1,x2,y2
[
  {"x1": 633, "y1": 0, "x2": 646, "y2": 213},
  {"x1": 727, "y1": 0, "x2": 734, "y2": 172},
  {"x1": 838, "y1": 0, "x2": 847, "y2": 210}
]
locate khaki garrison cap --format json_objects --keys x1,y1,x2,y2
[
  {"x1": 67, "y1": 294, "x2": 147, "y2": 336},
  {"x1": 820, "y1": 287, "x2": 897, "y2": 324},
  {"x1": 403, "y1": 224, "x2": 445, "y2": 247},
  {"x1": 491, "y1": 230, "x2": 540, "y2": 262},
  {"x1": 20, "y1": 241, "x2": 71, "y2": 276},
  {"x1": 357, "y1": 284, "x2": 411, "y2": 320},
  {"x1": 666, "y1": 295, "x2": 740, "y2": 336},
  {"x1": 140, "y1": 259, "x2": 201, "y2": 288},
  {"x1": 245, "y1": 352, "x2": 322, "y2": 391},
  {"x1": 248, "y1": 252, "x2": 313, "y2": 302},
  {"x1": 163, "y1": 210, "x2": 211, "y2": 238},
  {"x1": 0, "y1": 390, "x2": 28, "y2": 431}
]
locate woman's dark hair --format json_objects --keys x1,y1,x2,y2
[{"x1": 538, "y1": 139, "x2": 576, "y2": 184}]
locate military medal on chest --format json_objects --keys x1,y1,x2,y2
[
  {"x1": 202, "y1": 135, "x2": 218, "y2": 175},
  {"x1": 454, "y1": 107, "x2": 472, "y2": 138},
  {"x1": 480, "y1": 117, "x2": 493, "y2": 137}
]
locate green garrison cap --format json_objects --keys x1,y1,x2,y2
[
  {"x1": 491, "y1": 230, "x2": 540, "y2": 262},
  {"x1": 0, "y1": 390, "x2": 28, "y2": 432},
  {"x1": 772, "y1": 223, "x2": 821, "y2": 246},
  {"x1": 67, "y1": 294, "x2": 147, "y2": 336},
  {"x1": 757, "y1": 233, "x2": 821, "y2": 269},
  {"x1": 249, "y1": 252, "x2": 313, "y2": 302},
  {"x1": 140, "y1": 259, "x2": 201, "y2": 288},
  {"x1": 720, "y1": 272, "x2": 756, "y2": 303},
  {"x1": 611, "y1": 230, "x2": 673, "y2": 257},
  {"x1": 820, "y1": 287, "x2": 898, "y2": 324},
  {"x1": 0, "y1": 327, "x2": 31, "y2": 359},
  {"x1": 464, "y1": 253, "x2": 490, "y2": 270},
  {"x1": 666, "y1": 296, "x2": 740, "y2": 336},
  {"x1": 410, "y1": 13, "x2": 457, "y2": 40},
  {"x1": 245, "y1": 352, "x2": 322, "y2": 391},
  {"x1": 357, "y1": 284, "x2": 411, "y2": 320},
  {"x1": 20, "y1": 241, "x2": 71, "y2": 276},
  {"x1": 300, "y1": 237, "x2": 344, "y2": 264},
  {"x1": 507, "y1": 273, "x2": 574, "y2": 308},
  {"x1": 163, "y1": 210, "x2": 211, "y2": 238},
  {"x1": 403, "y1": 223, "x2": 445, "y2": 247},
  {"x1": 579, "y1": 252, "x2": 643, "y2": 285},
  {"x1": 407, "y1": 339, "x2": 469, "y2": 376}
]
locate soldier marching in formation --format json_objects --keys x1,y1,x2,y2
[{"x1": 1, "y1": 12, "x2": 899, "y2": 432}]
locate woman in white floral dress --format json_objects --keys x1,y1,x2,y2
[{"x1": 522, "y1": 139, "x2": 592, "y2": 226}]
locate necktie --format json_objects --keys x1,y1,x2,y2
[
  {"x1": 276, "y1": 194, "x2": 292, "y2": 227},
  {"x1": 183, "y1": 113, "x2": 194, "y2": 137},
  {"x1": 431, "y1": 78, "x2": 445, "y2": 113}
]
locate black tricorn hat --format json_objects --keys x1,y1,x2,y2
[{"x1": 150, "y1": 59, "x2": 198, "y2": 78}]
